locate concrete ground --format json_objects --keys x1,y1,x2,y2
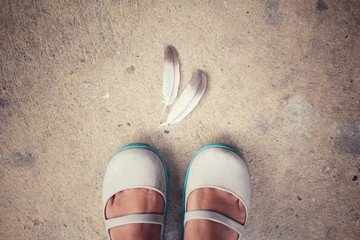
[{"x1": 1, "y1": 0, "x2": 359, "y2": 239}]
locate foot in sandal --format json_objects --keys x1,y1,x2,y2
[
  {"x1": 102, "y1": 144, "x2": 168, "y2": 240},
  {"x1": 105, "y1": 189, "x2": 165, "y2": 240},
  {"x1": 183, "y1": 144, "x2": 251, "y2": 240}
]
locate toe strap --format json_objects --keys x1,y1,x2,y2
[
  {"x1": 184, "y1": 210, "x2": 244, "y2": 239},
  {"x1": 106, "y1": 213, "x2": 164, "y2": 231}
]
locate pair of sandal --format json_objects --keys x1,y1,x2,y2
[{"x1": 103, "y1": 143, "x2": 251, "y2": 240}]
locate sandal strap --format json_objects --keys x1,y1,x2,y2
[
  {"x1": 184, "y1": 210, "x2": 243, "y2": 239},
  {"x1": 105, "y1": 213, "x2": 164, "y2": 231}
]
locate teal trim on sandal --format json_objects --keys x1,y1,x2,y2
[
  {"x1": 110, "y1": 143, "x2": 169, "y2": 240},
  {"x1": 181, "y1": 143, "x2": 250, "y2": 239}
]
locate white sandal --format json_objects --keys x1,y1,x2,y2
[
  {"x1": 182, "y1": 144, "x2": 251, "y2": 240},
  {"x1": 102, "y1": 144, "x2": 168, "y2": 240}
]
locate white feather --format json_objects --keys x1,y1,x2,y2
[
  {"x1": 161, "y1": 70, "x2": 207, "y2": 126},
  {"x1": 162, "y1": 46, "x2": 180, "y2": 110}
]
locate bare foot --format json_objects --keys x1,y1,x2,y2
[
  {"x1": 184, "y1": 188, "x2": 246, "y2": 240},
  {"x1": 105, "y1": 188, "x2": 165, "y2": 240}
]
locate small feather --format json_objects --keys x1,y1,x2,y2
[
  {"x1": 161, "y1": 70, "x2": 207, "y2": 126},
  {"x1": 162, "y1": 46, "x2": 180, "y2": 112}
]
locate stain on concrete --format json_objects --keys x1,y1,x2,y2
[
  {"x1": 285, "y1": 207, "x2": 295, "y2": 216},
  {"x1": 353, "y1": 213, "x2": 360, "y2": 221},
  {"x1": 255, "y1": 115, "x2": 269, "y2": 134},
  {"x1": 317, "y1": 0, "x2": 329, "y2": 12},
  {"x1": 126, "y1": 65, "x2": 135, "y2": 74},
  {"x1": 285, "y1": 95, "x2": 325, "y2": 135},
  {"x1": 0, "y1": 169, "x2": 4, "y2": 179},
  {"x1": 32, "y1": 219, "x2": 41, "y2": 226},
  {"x1": 311, "y1": 38, "x2": 328, "y2": 52},
  {"x1": 326, "y1": 226, "x2": 337, "y2": 239},
  {"x1": 264, "y1": 0, "x2": 283, "y2": 26},
  {"x1": 271, "y1": 74, "x2": 295, "y2": 88},
  {"x1": 12, "y1": 151, "x2": 36, "y2": 168},
  {"x1": 335, "y1": 122, "x2": 360, "y2": 156},
  {"x1": 0, "y1": 98, "x2": 7, "y2": 108},
  {"x1": 0, "y1": 114, "x2": 6, "y2": 124},
  {"x1": 322, "y1": 165, "x2": 331, "y2": 174}
]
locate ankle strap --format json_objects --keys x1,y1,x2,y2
[
  {"x1": 184, "y1": 210, "x2": 244, "y2": 240},
  {"x1": 106, "y1": 213, "x2": 163, "y2": 231}
]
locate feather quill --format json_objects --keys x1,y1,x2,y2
[
  {"x1": 161, "y1": 70, "x2": 207, "y2": 126},
  {"x1": 162, "y1": 46, "x2": 180, "y2": 112}
]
